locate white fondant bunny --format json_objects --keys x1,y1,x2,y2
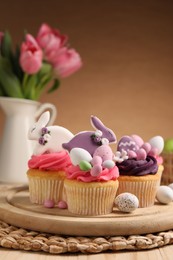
[{"x1": 28, "y1": 111, "x2": 74, "y2": 155}]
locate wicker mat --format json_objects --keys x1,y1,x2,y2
[{"x1": 0, "y1": 221, "x2": 173, "y2": 254}]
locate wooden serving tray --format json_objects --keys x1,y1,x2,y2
[{"x1": 0, "y1": 185, "x2": 173, "y2": 236}]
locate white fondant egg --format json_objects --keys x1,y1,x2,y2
[
  {"x1": 102, "y1": 160, "x2": 115, "y2": 169},
  {"x1": 168, "y1": 183, "x2": 173, "y2": 190},
  {"x1": 115, "y1": 193, "x2": 139, "y2": 213},
  {"x1": 156, "y1": 186, "x2": 173, "y2": 204},
  {"x1": 70, "y1": 148, "x2": 92, "y2": 166},
  {"x1": 148, "y1": 136, "x2": 164, "y2": 155}
]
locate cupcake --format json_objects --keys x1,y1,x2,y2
[
  {"x1": 115, "y1": 135, "x2": 164, "y2": 208},
  {"x1": 64, "y1": 163, "x2": 119, "y2": 216},
  {"x1": 27, "y1": 111, "x2": 74, "y2": 207},
  {"x1": 27, "y1": 151, "x2": 71, "y2": 205},
  {"x1": 63, "y1": 115, "x2": 119, "y2": 215}
]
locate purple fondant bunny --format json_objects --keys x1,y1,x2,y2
[{"x1": 62, "y1": 115, "x2": 116, "y2": 156}]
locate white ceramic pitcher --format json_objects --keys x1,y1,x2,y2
[{"x1": 0, "y1": 97, "x2": 57, "y2": 183}]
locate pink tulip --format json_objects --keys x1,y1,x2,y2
[
  {"x1": 36, "y1": 23, "x2": 67, "y2": 63},
  {"x1": 53, "y1": 48, "x2": 82, "y2": 78},
  {"x1": 20, "y1": 34, "x2": 43, "y2": 74}
]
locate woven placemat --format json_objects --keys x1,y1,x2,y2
[{"x1": 1, "y1": 221, "x2": 173, "y2": 254}]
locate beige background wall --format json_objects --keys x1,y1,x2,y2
[{"x1": 0, "y1": 0, "x2": 173, "y2": 146}]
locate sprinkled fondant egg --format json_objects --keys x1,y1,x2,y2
[
  {"x1": 115, "y1": 193, "x2": 139, "y2": 213},
  {"x1": 93, "y1": 144, "x2": 113, "y2": 161},
  {"x1": 70, "y1": 148, "x2": 92, "y2": 165},
  {"x1": 156, "y1": 186, "x2": 173, "y2": 204}
]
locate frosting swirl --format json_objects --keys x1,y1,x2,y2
[
  {"x1": 116, "y1": 156, "x2": 158, "y2": 176},
  {"x1": 28, "y1": 151, "x2": 71, "y2": 171},
  {"x1": 155, "y1": 155, "x2": 163, "y2": 165},
  {"x1": 66, "y1": 165, "x2": 119, "y2": 182}
]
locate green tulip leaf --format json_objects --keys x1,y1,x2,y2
[
  {"x1": 0, "y1": 69, "x2": 23, "y2": 98},
  {"x1": 10, "y1": 45, "x2": 23, "y2": 81},
  {"x1": 38, "y1": 74, "x2": 52, "y2": 89},
  {"x1": 1, "y1": 31, "x2": 12, "y2": 59},
  {"x1": 39, "y1": 63, "x2": 52, "y2": 76},
  {"x1": 0, "y1": 83, "x2": 6, "y2": 96},
  {"x1": 0, "y1": 56, "x2": 12, "y2": 72},
  {"x1": 47, "y1": 79, "x2": 60, "y2": 93},
  {"x1": 23, "y1": 74, "x2": 38, "y2": 99}
]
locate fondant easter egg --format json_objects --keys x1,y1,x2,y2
[
  {"x1": 57, "y1": 201, "x2": 68, "y2": 209},
  {"x1": 93, "y1": 144, "x2": 113, "y2": 161},
  {"x1": 102, "y1": 160, "x2": 115, "y2": 169},
  {"x1": 168, "y1": 183, "x2": 173, "y2": 190},
  {"x1": 136, "y1": 148, "x2": 147, "y2": 160},
  {"x1": 79, "y1": 160, "x2": 92, "y2": 171},
  {"x1": 117, "y1": 136, "x2": 137, "y2": 153},
  {"x1": 44, "y1": 199, "x2": 55, "y2": 208},
  {"x1": 156, "y1": 186, "x2": 173, "y2": 204},
  {"x1": 70, "y1": 148, "x2": 92, "y2": 166},
  {"x1": 148, "y1": 136, "x2": 164, "y2": 155},
  {"x1": 131, "y1": 134, "x2": 144, "y2": 147},
  {"x1": 91, "y1": 156, "x2": 102, "y2": 166},
  {"x1": 141, "y1": 142, "x2": 151, "y2": 154},
  {"x1": 90, "y1": 164, "x2": 102, "y2": 176},
  {"x1": 115, "y1": 193, "x2": 139, "y2": 213}
]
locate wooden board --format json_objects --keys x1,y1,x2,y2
[{"x1": 0, "y1": 185, "x2": 173, "y2": 236}]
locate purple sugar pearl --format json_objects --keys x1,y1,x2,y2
[
  {"x1": 39, "y1": 137, "x2": 45, "y2": 145},
  {"x1": 42, "y1": 127, "x2": 48, "y2": 135}
]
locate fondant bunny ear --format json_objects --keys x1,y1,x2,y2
[
  {"x1": 37, "y1": 111, "x2": 50, "y2": 127},
  {"x1": 90, "y1": 116, "x2": 105, "y2": 131},
  {"x1": 91, "y1": 115, "x2": 116, "y2": 143}
]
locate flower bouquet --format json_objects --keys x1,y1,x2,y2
[{"x1": 0, "y1": 23, "x2": 82, "y2": 100}]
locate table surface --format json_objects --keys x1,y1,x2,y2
[
  {"x1": 1, "y1": 246, "x2": 173, "y2": 260},
  {"x1": 0, "y1": 184, "x2": 173, "y2": 260}
]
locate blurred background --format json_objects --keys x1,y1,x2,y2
[{"x1": 0, "y1": 0, "x2": 173, "y2": 147}]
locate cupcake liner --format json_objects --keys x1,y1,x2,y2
[
  {"x1": 64, "y1": 180, "x2": 119, "y2": 216},
  {"x1": 161, "y1": 153, "x2": 173, "y2": 185},
  {"x1": 27, "y1": 172, "x2": 66, "y2": 204},
  {"x1": 117, "y1": 166, "x2": 163, "y2": 208}
]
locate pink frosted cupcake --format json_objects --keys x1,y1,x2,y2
[
  {"x1": 27, "y1": 111, "x2": 74, "y2": 207},
  {"x1": 27, "y1": 151, "x2": 71, "y2": 206},
  {"x1": 63, "y1": 115, "x2": 119, "y2": 215},
  {"x1": 65, "y1": 165, "x2": 119, "y2": 216}
]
